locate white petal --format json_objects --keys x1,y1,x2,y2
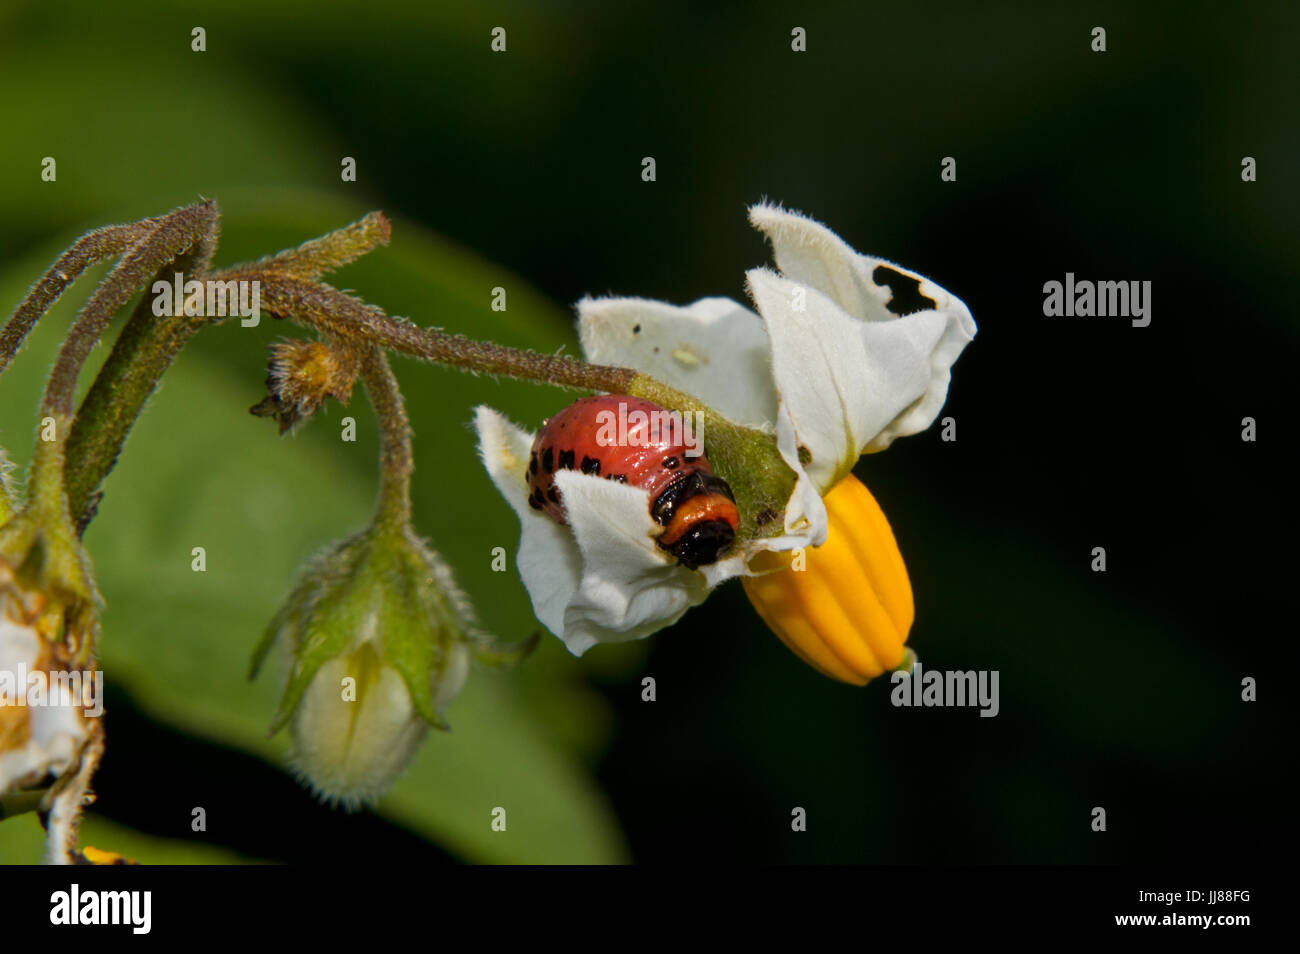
[
  {"x1": 749, "y1": 202, "x2": 888, "y2": 321},
  {"x1": 474, "y1": 406, "x2": 584, "y2": 644},
  {"x1": 554, "y1": 469, "x2": 708, "y2": 654},
  {"x1": 768, "y1": 405, "x2": 830, "y2": 548},
  {"x1": 862, "y1": 288, "x2": 975, "y2": 452},
  {"x1": 474, "y1": 404, "x2": 539, "y2": 517},
  {"x1": 749, "y1": 203, "x2": 976, "y2": 451},
  {"x1": 578, "y1": 296, "x2": 778, "y2": 430},
  {"x1": 751, "y1": 202, "x2": 975, "y2": 327},
  {"x1": 747, "y1": 268, "x2": 965, "y2": 491}
]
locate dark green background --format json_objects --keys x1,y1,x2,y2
[{"x1": 0, "y1": 0, "x2": 1292, "y2": 863}]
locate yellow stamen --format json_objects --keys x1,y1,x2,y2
[{"x1": 742, "y1": 474, "x2": 914, "y2": 685}]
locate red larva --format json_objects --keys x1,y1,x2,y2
[{"x1": 525, "y1": 395, "x2": 740, "y2": 569}]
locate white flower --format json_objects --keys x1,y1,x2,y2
[{"x1": 475, "y1": 203, "x2": 975, "y2": 655}]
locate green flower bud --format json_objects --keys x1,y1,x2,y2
[{"x1": 251, "y1": 523, "x2": 533, "y2": 807}]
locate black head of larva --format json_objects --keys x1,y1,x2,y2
[
  {"x1": 650, "y1": 470, "x2": 733, "y2": 526},
  {"x1": 667, "y1": 519, "x2": 735, "y2": 570}
]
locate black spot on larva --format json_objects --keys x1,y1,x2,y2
[
  {"x1": 607, "y1": 473, "x2": 628, "y2": 483},
  {"x1": 558, "y1": 448, "x2": 576, "y2": 470},
  {"x1": 633, "y1": 324, "x2": 641, "y2": 333},
  {"x1": 756, "y1": 507, "x2": 778, "y2": 526},
  {"x1": 797, "y1": 445, "x2": 812, "y2": 466},
  {"x1": 662, "y1": 455, "x2": 679, "y2": 470},
  {"x1": 581, "y1": 455, "x2": 601, "y2": 475},
  {"x1": 528, "y1": 494, "x2": 543, "y2": 511},
  {"x1": 523, "y1": 468, "x2": 530, "y2": 485},
  {"x1": 529, "y1": 452, "x2": 538, "y2": 475},
  {"x1": 547, "y1": 486, "x2": 560, "y2": 503},
  {"x1": 872, "y1": 264, "x2": 937, "y2": 316},
  {"x1": 541, "y1": 447, "x2": 554, "y2": 473}
]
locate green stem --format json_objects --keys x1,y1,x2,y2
[
  {"x1": 0, "y1": 217, "x2": 159, "y2": 376},
  {"x1": 64, "y1": 212, "x2": 221, "y2": 530},
  {"x1": 358, "y1": 346, "x2": 412, "y2": 531},
  {"x1": 41, "y1": 202, "x2": 217, "y2": 421},
  {"x1": 213, "y1": 268, "x2": 636, "y2": 394}
]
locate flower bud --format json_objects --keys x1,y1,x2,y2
[
  {"x1": 252, "y1": 524, "x2": 529, "y2": 807},
  {"x1": 741, "y1": 474, "x2": 914, "y2": 684}
]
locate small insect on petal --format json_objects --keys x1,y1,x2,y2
[
  {"x1": 525, "y1": 395, "x2": 739, "y2": 569},
  {"x1": 741, "y1": 474, "x2": 913, "y2": 684}
]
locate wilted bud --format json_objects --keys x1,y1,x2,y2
[
  {"x1": 742, "y1": 474, "x2": 914, "y2": 685},
  {"x1": 0, "y1": 453, "x2": 105, "y2": 862},
  {"x1": 250, "y1": 338, "x2": 358, "y2": 434},
  {"x1": 0, "y1": 555, "x2": 100, "y2": 796},
  {"x1": 251, "y1": 523, "x2": 532, "y2": 807}
]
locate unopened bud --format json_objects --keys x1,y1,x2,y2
[{"x1": 251, "y1": 523, "x2": 533, "y2": 806}]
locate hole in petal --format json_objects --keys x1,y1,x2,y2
[{"x1": 872, "y1": 265, "x2": 937, "y2": 316}]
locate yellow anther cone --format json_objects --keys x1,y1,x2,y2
[{"x1": 742, "y1": 474, "x2": 914, "y2": 685}]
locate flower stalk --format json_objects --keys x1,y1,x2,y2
[{"x1": 357, "y1": 346, "x2": 413, "y2": 531}]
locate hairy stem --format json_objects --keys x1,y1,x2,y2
[
  {"x1": 254, "y1": 210, "x2": 391, "y2": 280},
  {"x1": 358, "y1": 346, "x2": 413, "y2": 530},
  {"x1": 0, "y1": 217, "x2": 159, "y2": 375},
  {"x1": 64, "y1": 211, "x2": 221, "y2": 530},
  {"x1": 214, "y1": 268, "x2": 636, "y2": 394},
  {"x1": 40, "y1": 201, "x2": 218, "y2": 422}
]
